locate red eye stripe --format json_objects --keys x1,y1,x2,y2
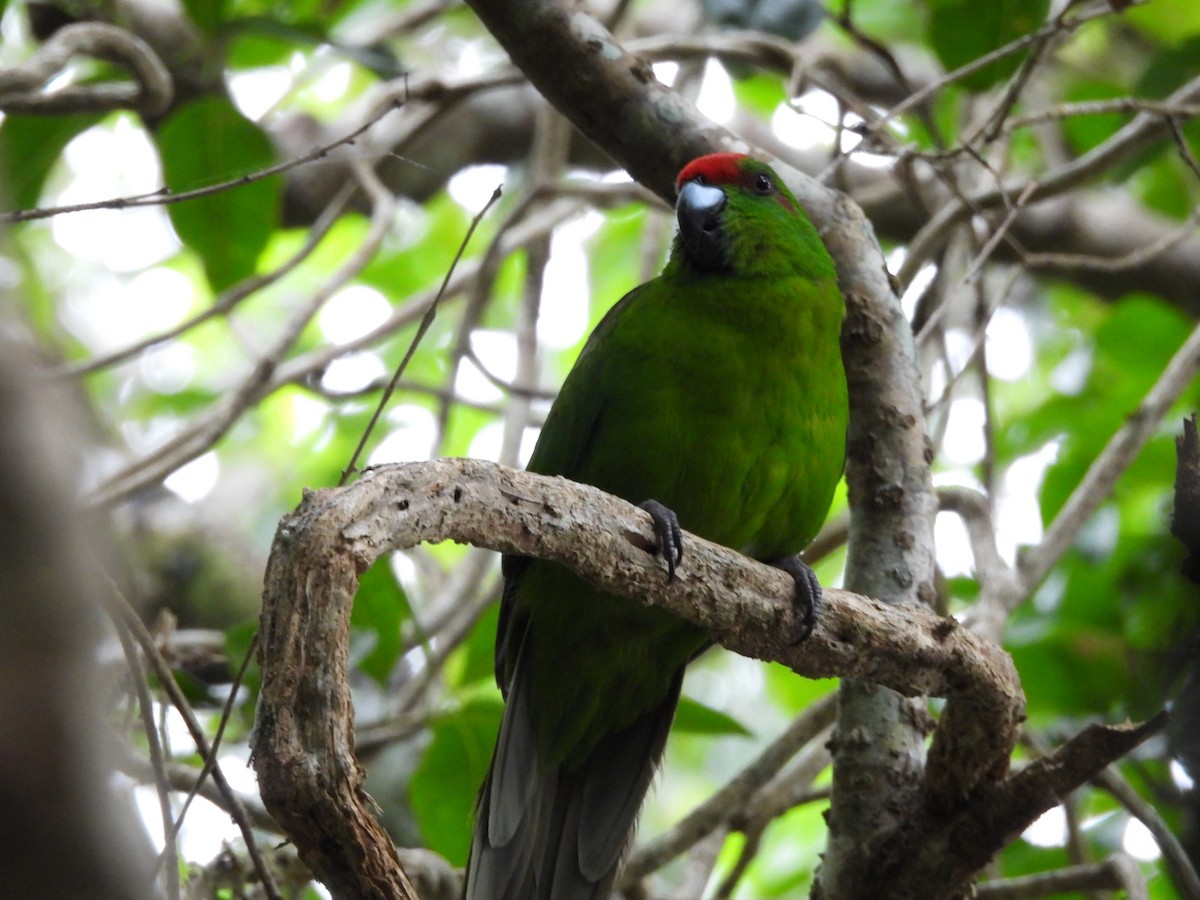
[{"x1": 675, "y1": 153, "x2": 750, "y2": 189}]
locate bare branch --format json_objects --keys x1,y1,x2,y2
[
  {"x1": 1018, "y1": 318, "x2": 1200, "y2": 592},
  {"x1": 976, "y1": 855, "x2": 1148, "y2": 900},
  {"x1": 897, "y1": 71, "x2": 1200, "y2": 287},
  {"x1": 0, "y1": 22, "x2": 172, "y2": 116},
  {"x1": 106, "y1": 582, "x2": 283, "y2": 900},
  {"x1": 1094, "y1": 766, "x2": 1200, "y2": 900},
  {"x1": 885, "y1": 716, "x2": 1167, "y2": 900},
  {"x1": 109, "y1": 613, "x2": 179, "y2": 900},
  {"x1": 867, "y1": 1, "x2": 1118, "y2": 136},
  {"x1": 252, "y1": 457, "x2": 1020, "y2": 898},
  {"x1": 89, "y1": 161, "x2": 397, "y2": 506},
  {"x1": 622, "y1": 695, "x2": 837, "y2": 883}
]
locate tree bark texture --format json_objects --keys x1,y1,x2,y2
[{"x1": 253, "y1": 459, "x2": 1031, "y2": 898}]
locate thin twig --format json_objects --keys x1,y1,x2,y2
[
  {"x1": 432, "y1": 189, "x2": 537, "y2": 456},
  {"x1": 152, "y1": 634, "x2": 260, "y2": 879},
  {"x1": 1, "y1": 94, "x2": 408, "y2": 223},
  {"x1": 90, "y1": 162, "x2": 396, "y2": 506},
  {"x1": 1023, "y1": 209, "x2": 1200, "y2": 273},
  {"x1": 622, "y1": 694, "x2": 838, "y2": 883},
  {"x1": 976, "y1": 856, "x2": 1148, "y2": 899},
  {"x1": 1170, "y1": 117, "x2": 1200, "y2": 185},
  {"x1": 967, "y1": 2, "x2": 1060, "y2": 147},
  {"x1": 1093, "y1": 766, "x2": 1200, "y2": 900},
  {"x1": 105, "y1": 580, "x2": 283, "y2": 900},
  {"x1": 1019, "y1": 317, "x2": 1200, "y2": 591},
  {"x1": 1003, "y1": 99, "x2": 1200, "y2": 134},
  {"x1": 962, "y1": 181, "x2": 1039, "y2": 284},
  {"x1": 867, "y1": 1, "x2": 1119, "y2": 138},
  {"x1": 713, "y1": 822, "x2": 762, "y2": 899},
  {"x1": 340, "y1": 182, "x2": 502, "y2": 483},
  {"x1": 271, "y1": 196, "x2": 581, "y2": 394},
  {"x1": 115, "y1": 751, "x2": 279, "y2": 833},
  {"x1": 56, "y1": 184, "x2": 352, "y2": 379},
  {"x1": 898, "y1": 70, "x2": 1200, "y2": 288},
  {"x1": 109, "y1": 612, "x2": 180, "y2": 900},
  {"x1": 394, "y1": 576, "x2": 499, "y2": 714}
]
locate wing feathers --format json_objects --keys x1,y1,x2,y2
[{"x1": 467, "y1": 634, "x2": 684, "y2": 899}]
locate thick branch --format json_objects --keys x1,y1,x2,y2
[
  {"x1": 883, "y1": 715, "x2": 1168, "y2": 900},
  {"x1": 463, "y1": 0, "x2": 731, "y2": 202},
  {"x1": 251, "y1": 458, "x2": 1022, "y2": 898}
]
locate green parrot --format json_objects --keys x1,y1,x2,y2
[{"x1": 464, "y1": 153, "x2": 847, "y2": 900}]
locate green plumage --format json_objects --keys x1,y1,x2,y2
[{"x1": 466, "y1": 154, "x2": 848, "y2": 900}]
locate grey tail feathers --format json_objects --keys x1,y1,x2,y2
[{"x1": 464, "y1": 660, "x2": 684, "y2": 900}]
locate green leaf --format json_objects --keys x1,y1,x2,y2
[
  {"x1": 410, "y1": 698, "x2": 503, "y2": 866},
  {"x1": 1125, "y1": 0, "x2": 1200, "y2": 47},
  {"x1": 674, "y1": 696, "x2": 753, "y2": 737},
  {"x1": 825, "y1": 0, "x2": 925, "y2": 42},
  {"x1": 227, "y1": 18, "x2": 407, "y2": 78},
  {"x1": 732, "y1": 74, "x2": 788, "y2": 118},
  {"x1": 224, "y1": 619, "x2": 262, "y2": 725},
  {"x1": 0, "y1": 112, "x2": 104, "y2": 211},
  {"x1": 1009, "y1": 624, "x2": 1129, "y2": 721},
  {"x1": 155, "y1": 97, "x2": 281, "y2": 291},
  {"x1": 926, "y1": 0, "x2": 1050, "y2": 92},
  {"x1": 183, "y1": 0, "x2": 232, "y2": 35},
  {"x1": 451, "y1": 601, "x2": 501, "y2": 688},
  {"x1": 350, "y1": 560, "x2": 409, "y2": 686},
  {"x1": 1038, "y1": 295, "x2": 1190, "y2": 522}
]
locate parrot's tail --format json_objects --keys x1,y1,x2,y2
[{"x1": 464, "y1": 656, "x2": 684, "y2": 900}]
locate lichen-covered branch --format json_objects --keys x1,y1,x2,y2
[{"x1": 251, "y1": 458, "x2": 1022, "y2": 897}]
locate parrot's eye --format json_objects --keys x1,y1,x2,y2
[{"x1": 754, "y1": 173, "x2": 773, "y2": 194}]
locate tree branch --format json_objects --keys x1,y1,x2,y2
[
  {"x1": 0, "y1": 22, "x2": 172, "y2": 116},
  {"x1": 252, "y1": 458, "x2": 1020, "y2": 898},
  {"x1": 883, "y1": 715, "x2": 1168, "y2": 900},
  {"x1": 622, "y1": 695, "x2": 837, "y2": 883}
]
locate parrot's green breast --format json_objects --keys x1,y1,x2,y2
[{"x1": 516, "y1": 267, "x2": 847, "y2": 768}]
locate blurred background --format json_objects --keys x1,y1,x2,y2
[{"x1": 1, "y1": 0, "x2": 1198, "y2": 896}]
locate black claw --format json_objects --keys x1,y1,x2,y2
[
  {"x1": 638, "y1": 499, "x2": 684, "y2": 581},
  {"x1": 771, "y1": 555, "x2": 822, "y2": 645}
]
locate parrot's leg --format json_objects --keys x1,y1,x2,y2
[
  {"x1": 770, "y1": 555, "x2": 822, "y2": 644},
  {"x1": 638, "y1": 499, "x2": 684, "y2": 581}
]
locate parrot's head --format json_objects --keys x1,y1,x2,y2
[{"x1": 671, "y1": 153, "x2": 833, "y2": 281}]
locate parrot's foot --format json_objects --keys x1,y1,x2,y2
[
  {"x1": 639, "y1": 499, "x2": 684, "y2": 582},
  {"x1": 770, "y1": 555, "x2": 821, "y2": 644}
]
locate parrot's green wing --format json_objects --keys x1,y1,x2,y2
[
  {"x1": 479, "y1": 281, "x2": 688, "y2": 899},
  {"x1": 492, "y1": 282, "x2": 648, "y2": 687}
]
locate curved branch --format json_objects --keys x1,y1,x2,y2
[
  {"x1": 0, "y1": 22, "x2": 171, "y2": 116},
  {"x1": 251, "y1": 458, "x2": 1022, "y2": 898}
]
